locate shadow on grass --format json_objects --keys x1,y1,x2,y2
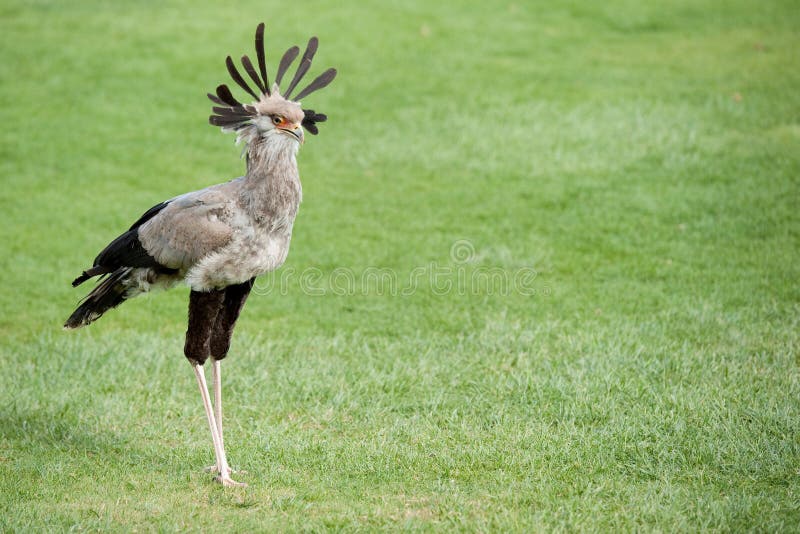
[
  {"x1": 0, "y1": 406, "x2": 137, "y2": 461},
  {"x1": 0, "y1": 405, "x2": 233, "y2": 488}
]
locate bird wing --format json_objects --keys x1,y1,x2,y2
[
  {"x1": 71, "y1": 200, "x2": 175, "y2": 287},
  {"x1": 137, "y1": 183, "x2": 239, "y2": 270}
]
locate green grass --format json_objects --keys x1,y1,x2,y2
[{"x1": 1, "y1": 0, "x2": 799, "y2": 530}]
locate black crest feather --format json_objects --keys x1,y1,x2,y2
[
  {"x1": 283, "y1": 37, "x2": 319, "y2": 99},
  {"x1": 240, "y1": 55, "x2": 267, "y2": 95},
  {"x1": 210, "y1": 23, "x2": 337, "y2": 135},
  {"x1": 302, "y1": 109, "x2": 328, "y2": 135},
  {"x1": 275, "y1": 46, "x2": 300, "y2": 87},
  {"x1": 284, "y1": 37, "x2": 318, "y2": 99},
  {"x1": 225, "y1": 56, "x2": 259, "y2": 100},
  {"x1": 294, "y1": 68, "x2": 337, "y2": 101},
  {"x1": 207, "y1": 92, "x2": 227, "y2": 106},
  {"x1": 215, "y1": 84, "x2": 241, "y2": 107},
  {"x1": 255, "y1": 22, "x2": 270, "y2": 95}
]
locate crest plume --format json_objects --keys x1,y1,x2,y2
[
  {"x1": 284, "y1": 37, "x2": 318, "y2": 99},
  {"x1": 294, "y1": 67, "x2": 337, "y2": 101},
  {"x1": 255, "y1": 23, "x2": 270, "y2": 95},
  {"x1": 225, "y1": 56, "x2": 259, "y2": 100},
  {"x1": 274, "y1": 46, "x2": 300, "y2": 87},
  {"x1": 240, "y1": 55, "x2": 267, "y2": 95},
  {"x1": 208, "y1": 22, "x2": 337, "y2": 135}
]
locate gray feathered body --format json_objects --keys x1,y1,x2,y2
[
  {"x1": 142, "y1": 139, "x2": 301, "y2": 291},
  {"x1": 65, "y1": 133, "x2": 302, "y2": 329}
]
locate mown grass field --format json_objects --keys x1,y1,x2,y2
[{"x1": 1, "y1": 0, "x2": 799, "y2": 531}]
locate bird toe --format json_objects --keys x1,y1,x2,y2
[{"x1": 215, "y1": 475, "x2": 247, "y2": 487}]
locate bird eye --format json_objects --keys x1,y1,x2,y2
[{"x1": 272, "y1": 116, "x2": 283, "y2": 125}]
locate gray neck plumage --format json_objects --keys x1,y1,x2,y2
[{"x1": 240, "y1": 137, "x2": 302, "y2": 228}]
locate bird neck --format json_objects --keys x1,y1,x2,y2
[{"x1": 241, "y1": 139, "x2": 302, "y2": 224}]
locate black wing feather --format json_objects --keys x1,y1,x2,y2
[
  {"x1": 71, "y1": 201, "x2": 174, "y2": 287},
  {"x1": 127, "y1": 201, "x2": 170, "y2": 231}
]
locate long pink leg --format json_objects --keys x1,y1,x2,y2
[
  {"x1": 212, "y1": 359, "x2": 224, "y2": 453},
  {"x1": 207, "y1": 358, "x2": 240, "y2": 477},
  {"x1": 192, "y1": 362, "x2": 245, "y2": 487}
]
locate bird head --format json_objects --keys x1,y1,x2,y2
[
  {"x1": 208, "y1": 23, "x2": 336, "y2": 148},
  {"x1": 250, "y1": 92, "x2": 306, "y2": 147}
]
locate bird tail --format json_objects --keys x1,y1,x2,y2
[{"x1": 64, "y1": 267, "x2": 134, "y2": 329}]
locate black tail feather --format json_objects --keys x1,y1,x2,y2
[
  {"x1": 71, "y1": 265, "x2": 109, "y2": 287},
  {"x1": 64, "y1": 268, "x2": 132, "y2": 329}
]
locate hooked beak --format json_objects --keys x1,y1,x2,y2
[{"x1": 280, "y1": 126, "x2": 304, "y2": 144}]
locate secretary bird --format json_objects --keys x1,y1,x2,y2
[{"x1": 64, "y1": 23, "x2": 336, "y2": 487}]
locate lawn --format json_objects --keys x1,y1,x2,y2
[{"x1": 1, "y1": 0, "x2": 798, "y2": 530}]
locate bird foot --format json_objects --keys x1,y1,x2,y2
[
  {"x1": 206, "y1": 465, "x2": 248, "y2": 486},
  {"x1": 205, "y1": 465, "x2": 248, "y2": 475},
  {"x1": 215, "y1": 474, "x2": 247, "y2": 487}
]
